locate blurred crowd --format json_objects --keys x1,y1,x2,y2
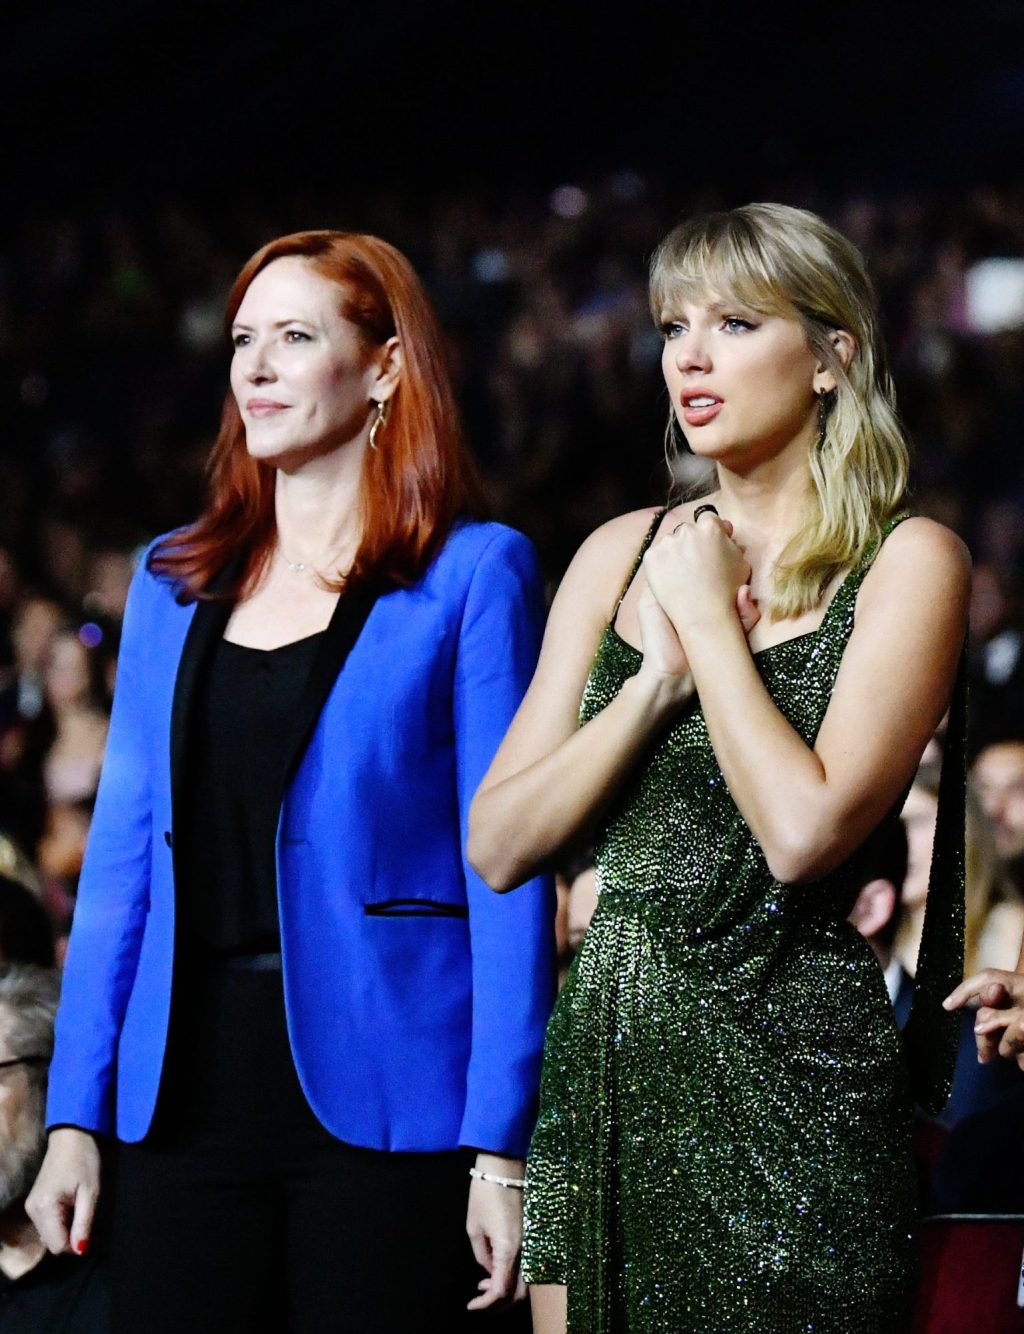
[{"x1": 0, "y1": 174, "x2": 1024, "y2": 1314}]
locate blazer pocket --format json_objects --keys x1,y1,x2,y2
[{"x1": 364, "y1": 898, "x2": 469, "y2": 920}]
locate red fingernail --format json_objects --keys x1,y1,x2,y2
[{"x1": 75, "y1": 1239, "x2": 89, "y2": 1255}]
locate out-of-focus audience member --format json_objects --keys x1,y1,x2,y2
[
  {"x1": 0, "y1": 624, "x2": 18, "y2": 739},
  {"x1": 0, "y1": 965, "x2": 109, "y2": 1331},
  {"x1": 896, "y1": 761, "x2": 1023, "y2": 981},
  {"x1": 0, "y1": 877, "x2": 56, "y2": 970},
  {"x1": 9, "y1": 599, "x2": 62, "y2": 729},
  {"x1": 36, "y1": 798, "x2": 95, "y2": 959},
  {"x1": 972, "y1": 736, "x2": 1024, "y2": 880},
  {"x1": 0, "y1": 603, "x2": 65, "y2": 854},
  {"x1": 3, "y1": 626, "x2": 109, "y2": 904},
  {"x1": 0, "y1": 840, "x2": 41, "y2": 905},
  {"x1": 34, "y1": 628, "x2": 110, "y2": 809},
  {"x1": 847, "y1": 820, "x2": 912, "y2": 1026},
  {"x1": 896, "y1": 766, "x2": 939, "y2": 978},
  {"x1": 81, "y1": 553, "x2": 134, "y2": 625},
  {"x1": 968, "y1": 565, "x2": 1024, "y2": 754},
  {"x1": 0, "y1": 550, "x2": 23, "y2": 624}
]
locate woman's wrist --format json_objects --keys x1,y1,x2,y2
[
  {"x1": 474, "y1": 1152, "x2": 525, "y2": 1173},
  {"x1": 47, "y1": 1126, "x2": 100, "y2": 1144},
  {"x1": 472, "y1": 1152, "x2": 527, "y2": 1189},
  {"x1": 470, "y1": 1167, "x2": 526, "y2": 1189},
  {"x1": 629, "y1": 665, "x2": 694, "y2": 717},
  {"x1": 664, "y1": 599, "x2": 740, "y2": 645}
]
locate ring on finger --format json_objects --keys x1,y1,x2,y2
[{"x1": 693, "y1": 503, "x2": 720, "y2": 523}]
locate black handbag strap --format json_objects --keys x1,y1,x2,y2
[{"x1": 902, "y1": 642, "x2": 968, "y2": 1115}]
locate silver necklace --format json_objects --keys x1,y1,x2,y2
[{"x1": 278, "y1": 546, "x2": 340, "y2": 575}]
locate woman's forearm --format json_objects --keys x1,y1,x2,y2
[
  {"x1": 468, "y1": 670, "x2": 687, "y2": 892},
  {"x1": 682, "y1": 613, "x2": 834, "y2": 882},
  {"x1": 644, "y1": 516, "x2": 968, "y2": 887}
]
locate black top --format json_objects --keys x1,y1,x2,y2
[
  {"x1": 180, "y1": 633, "x2": 322, "y2": 953},
  {"x1": 0, "y1": 1252, "x2": 109, "y2": 1333}
]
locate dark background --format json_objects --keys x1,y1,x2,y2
[
  {"x1": 2, "y1": 1, "x2": 1023, "y2": 586},
  {"x1": 7, "y1": 0, "x2": 1024, "y2": 203}
]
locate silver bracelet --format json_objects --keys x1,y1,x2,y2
[{"x1": 469, "y1": 1167, "x2": 526, "y2": 1189}]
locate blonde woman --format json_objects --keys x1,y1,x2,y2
[{"x1": 469, "y1": 204, "x2": 969, "y2": 1332}]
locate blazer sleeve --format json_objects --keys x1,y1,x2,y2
[
  {"x1": 46, "y1": 558, "x2": 157, "y2": 1134},
  {"x1": 453, "y1": 528, "x2": 557, "y2": 1157}
]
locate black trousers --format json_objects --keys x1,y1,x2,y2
[{"x1": 111, "y1": 960, "x2": 530, "y2": 1334}]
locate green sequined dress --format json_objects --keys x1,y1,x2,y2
[{"x1": 522, "y1": 513, "x2": 965, "y2": 1332}]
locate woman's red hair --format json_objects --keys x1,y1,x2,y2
[{"x1": 150, "y1": 230, "x2": 485, "y2": 598}]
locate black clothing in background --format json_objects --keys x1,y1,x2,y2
[
  {"x1": 929, "y1": 1087, "x2": 1024, "y2": 1214},
  {"x1": 115, "y1": 964, "x2": 530, "y2": 1334},
  {"x1": 179, "y1": 633, "x2": 321, "y2": 953},
  {"x1": 0, "y1": 1252, "x2": 109, "y2": 1333},
  {"x1": 0, "y1": 874, "x2": 56, "y2": 967}
]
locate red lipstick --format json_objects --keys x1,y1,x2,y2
[
  {"x1": 246, "y1": 398, "x2": 289, "y2": 417},
  {"x1": 680, "y1": 392, "x2": 723, "y2": 426}
]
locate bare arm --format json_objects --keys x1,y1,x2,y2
[
  {"x1": 643, "y1": 515, "x2": 970, "y2": 883},
  {"x1": 467, "y1": 511, "x2": 693, "y2": 892}
]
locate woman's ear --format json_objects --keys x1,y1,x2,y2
[
  {"x1": 371, "y1": 336, "x2": 402, "y2": 404},
  {"x1": 812, "y1": 329, "x2": 857, "y2": 394}
]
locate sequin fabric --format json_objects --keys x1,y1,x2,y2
[{"x1": 522, "y1": 514, "x2": 965, "y2": 1332}]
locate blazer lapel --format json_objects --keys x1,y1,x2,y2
[
  {"x1": 168, "y1": 565, "x2": 238, "y2": 815},
  {"x1": 280, "y1": 584, "x2": 379, "y2": 787},
  {"x1": 167, "y1": 559, "x2": 378, "y2": 823}
]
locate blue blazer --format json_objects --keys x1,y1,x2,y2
[{"x1": 47, "y1": 521, "x2": 556, "y2": 1156}]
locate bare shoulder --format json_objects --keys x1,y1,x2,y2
[
  {"x1": 879, "y1": 515, "x2": 970, "y2": 569},
  {"x1": 571, "y1": 506, "x2": 664, "y2": 575},
  {"x1": 484, "y1": 507, "x2": 666, "y2": 764},
  {"x1": 864, "y1": 516, "x2": 971, "y2": 597},
  {"x1": 556, "y1": 506, "x2": 664, "y2": 615},
  {"x1": 857, "y1": 516, "x2": 971, "y2": 644}
]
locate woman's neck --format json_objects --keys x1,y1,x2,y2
[
  {"x1": 710, "y1": 444, "x2": 812, "y2": 577},
  {"x1": 273, "y1": 448, "x2": 364, "y2": 568}
]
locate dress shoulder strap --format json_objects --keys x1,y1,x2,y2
[
  {"x1": 819, "y1": 513, "x2": 911, "y2": 636},
  {"x1": 611, "y1": 508, "x2": 667, "y2": 627}
]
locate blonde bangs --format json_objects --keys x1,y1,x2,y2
[{"x1": 650, "y1": 221, "x2": 795, "y2": 325}]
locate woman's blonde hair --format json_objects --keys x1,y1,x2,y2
[{"x1": 650, "y1": 202, "x2": 909, "y2": 617}]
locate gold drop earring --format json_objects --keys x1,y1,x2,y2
[{"x1": 368, "y1": 399, "x2": 388, "y2": 451}]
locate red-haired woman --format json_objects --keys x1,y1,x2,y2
[{"x1": 26, "y1": 232, "x2": 555, "y2": 1332}]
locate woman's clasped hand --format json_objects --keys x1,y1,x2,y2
[{"x1": 643, "y1": 510, "x2": 759, "y2": 641}]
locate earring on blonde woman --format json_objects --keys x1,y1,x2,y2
[
  {"x1": 816, "y1": 388, "x2": 835, "y2": 449},
  {"x1": 368, "y1": 399, "x2": 388, "y2": 451}
]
